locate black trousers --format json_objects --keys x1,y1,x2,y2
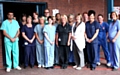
[{"x1": 59, "y1": 45, "x2": 69, "y2": 67}]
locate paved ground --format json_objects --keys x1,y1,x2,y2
[{"x1": 0, "y1": 50, "x2": 120, "y2": 75}]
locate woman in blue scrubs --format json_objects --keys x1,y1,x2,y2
[
  {"x1": 43, "y1": 16, "x2": 56, "y2": 69},
  {"x1": 108, "y1": 11, "x2": 120, "y2": 71},
  {"x1": 21, "y1": 16, "x2": 36, "y2": 68}
]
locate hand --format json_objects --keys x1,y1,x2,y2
[
  {"x1": 50, "y1": 42, "x2": 54, "y2": 45},
  {"x1": 107, "y1": 39, "x2": 110, "y2": 42},
  {"x1": 67, "y1": 42, "x2": 70, "y2": 46},
  {"x1": 56, "y1": 42, "x2": 58, "y2": 47},
  {"x1": 112, "y1": 39, "x2": 116, "y2": 43},
  {"x1": 29, "y1": 39, "x2": 34, "y2": 43},
  {"x1": 10, "y1": 38, "x2": 16, "y2": 42},
  {"x1": 71, "y1": 36, "x2": 76, "y2": 40},
  {"x1": 87, "y1": 38, "x2": 92, "y2": 43},
  {"x1": 40, "y1": 40, "x2": 44, "y2": 44}
]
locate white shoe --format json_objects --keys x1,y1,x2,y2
[
  {"x1": 107, "y1": 63, "x2": 111, "y2": 67},
  {"x1": 73, "y1": 65, "x2": 77, "y2": 68},
  {"x1": 42, "y1": 65, "x2": 45, "y2": 68},
  {"x1": 97, "y1": 62, "x2": 101, "y2": 66},
  {"x1": 76, "y1": 67, "x2": 82, "y2": 70},
  {"x1": 6, "y1": 68, "x2": 11, "y2": 72},
  {"x1": 38, "y1": 65, "x2": 41, "y2": 68},
  {"x1": 15, "y1": 66, "x2": 21, "y2": 70}
]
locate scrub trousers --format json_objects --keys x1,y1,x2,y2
[
  {"x1": 36, "y1": 44, "x2": 45, "y2": 66},
  {"x1": 97, "y1": 39, "x2": 110, "y2": 63},
  {"x1": 109, "y1": 42, "x2": 120, "y2": 69},
  {"x1": 44, "y1": 45, "x2": 55, "y2": 67},
  {"x1": 59, "y1": 45, "x2": 69, "y2": 67},
  {"x1": 54, "y1": 44, "x2": 59, "y2": 64},
  {"x1": 86, "y1": 43, "x2": 97, "y2": 68},
  {"x1": 24, "y1": 46, "x2": 35, "y2": 67},
  {"x1": 5, "y1": 41, "x2": 19, "y2": 69}
]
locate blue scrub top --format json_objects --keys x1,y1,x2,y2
[
  {"x1": 85, "y1": 20, "x2": 100, "y2": 43},
  {"x1": 108, "y1": 20, "x2": 120, "y2": 42},
  {"x1": 43, "y1": 25, "x2": 56, "y2": 47},
  {"x1": 34, "y1": 24, "x2": 44, "y2": 45},
  {"x1": 0, "y1": 19, "x2": 20, "y2": 43},
  {"x1": 21, "y1": 25, "x2": 35, "y2": 46},
  {"x1": 98, "y1": 22, "x2": 109, "y2": 40}
]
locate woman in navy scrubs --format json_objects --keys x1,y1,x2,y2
[
  {"x1": 21, "y1": 16, "x2": 36, "y2": 68},
  {"x1": 85, "y1": 10, "x2": 100, "y2": 70}
]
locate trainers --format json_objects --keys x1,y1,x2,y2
[
  {"x1": 6, "y1": 68, "x2": 11, "y2": 72},
  {"x1": 76, "y1": 67, "x2": 82, "y2": 70},
  {"x1": 96, "y1": 62, "x2": 101, "y2": 66},
  {"x1": 15, "y1": 66, "x2": 21, "y2": 70},
  {"x1": 73, "y1": 65, "x2": 77, "y2": 68},
  {"x1": 42, "y1": 65, "x2": 45, "y2": 68},
  {"x1": 107, "y1": 63, "x2": 111, "y2": 67},
  {"x1": 38, "y1": 65, "x2": 41, "y2": 68}
]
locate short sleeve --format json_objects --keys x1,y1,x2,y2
[
  {"x1": 0, "y1": 21, "x2": 6, "y2": 31},
  {"x1": 34, "y1": 25, "x2": 37, "y2": 33},
  {"x1": 117, "y1": 20, "x2": 120, "y2": 31},
  {"x1": 16, "y1": 21, "x2": 20, "y2": 30},
  {"x1": 21, "y1": 25, "x2": 25, "y2": 33},
  {"x1": 43, "y1": 25, "x2": 48, "y2": 34},
  {"x1": 56, "y1": 25, "x2": 59, "y2": 33},
  {"x1": 69, "y1": 25, "x2": 72, "y2": 33},
  {"x1": 95, "y1": 21, "x2": 100, "y2": 30},
  {"x1": 105, "y1": 22, "x2": 109, "y2": 33}
]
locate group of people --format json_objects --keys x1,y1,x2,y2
[{"x1": 0, "y1": 8, "x2": 120, "y2": 72}]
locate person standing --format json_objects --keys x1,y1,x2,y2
[
  {"x1": 0, "y1": 11, "x2": 21, "y2": 72},
  {"x1": 97, "y1": 14, "x2": 111, "y2": 67},
  {"x1": 19, "y1": 14, "x2": 27, "y2": 65},
  {"x1": 85, "y1": 10, "x2": 99, "y2": 70},
  {"x1": 108, "y1": 11, "x2": 120, "y2": 71},
  {"x1": 34, "y1": 16, "x2": 45, "y2": 68},
  {"x1": 56, "y1": 15, "x2": 72, "y2": 69},
  {"x1": 33, "y1": 12, "x2": 39, "y2": 25},
  {"x1": 44, "y1": 9, "x2": 50, "y2": 25},
  {"x1": 43, "y1": 16, "x2": 56, "y2": 69},
  {"x1": 68, "y1": 14, "x2": 75, "y2": 66},
  {"x1": 21, "y1": 16, "x2": 36, "y2": 68},
  {"x1": 72, "y1": 14, "x2": 85, "y2": 70}
]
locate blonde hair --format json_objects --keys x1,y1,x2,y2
[
  {"x1": 61, "y1": 14, "x2": 68, "y2": 21},
  {"x1": 27, "y1": 16, "x2": 32, "y2": 20}
]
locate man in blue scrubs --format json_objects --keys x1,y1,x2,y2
[
  {"x1": 0, "y1": 11, "x2": 21, "y2": 72},
  {"x1": 85, "y1": 10, "x2": 99, "y2": 70},
  {"x1": 97, "y1": 14, "x2": 111, "y2": 67}
]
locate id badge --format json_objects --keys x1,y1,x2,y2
[
  {"x1": 58, "y1": 38, "x2": 61, "y2": 41},
  {"x1": 24, "y1": 42, "x2": 28, "y2": 45}
]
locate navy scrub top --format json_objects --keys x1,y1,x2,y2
[
  {"x1": 21, "y1": 25, "x2": 35, "y2": 46},
  {"x1": 85, "y1": 21, "x2": 100, "y2": 43}
]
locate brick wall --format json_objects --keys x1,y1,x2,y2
[
  {"x1": 114, "y1": 0, "x2": 120, "y2": 6},
  {"x1": 0, "y1": 31, "x2": 3, "y2": 69}
]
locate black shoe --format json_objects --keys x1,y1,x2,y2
[
  {"x1": 90, "y1": 67, "x2": 95, "y2": 71},
  {"x1": 45, "y1": 67, "x2": 50, "y2": 70},
  {"x1": 31, "y1": 65, "x2": 34, "y2": 68},
  {"x1": 112, "y1": 68, "x2": 118, "y2": 71},
  {"x1": 24, "y1": 66, "x2": 27, "y2": 69},
  {"x1": 50, "y1": 66, "x2": 54, "y2": 69}
]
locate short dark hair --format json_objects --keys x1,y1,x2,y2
[
  {"x1": 47, "y1": 16, "x2": 53, "y2": 21},
  {"x1": 97, "y1": 14, "x2": 103, "y2": 18},
  {"x1": 88, "y1": 10, "x2": 96, "y2": 16},
  {"x1": 7, "y1": 10, "x2": 14, "y2": 15},
  {"x1": 82, "y1": 12, "x2": 88, "y2": 15}
]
